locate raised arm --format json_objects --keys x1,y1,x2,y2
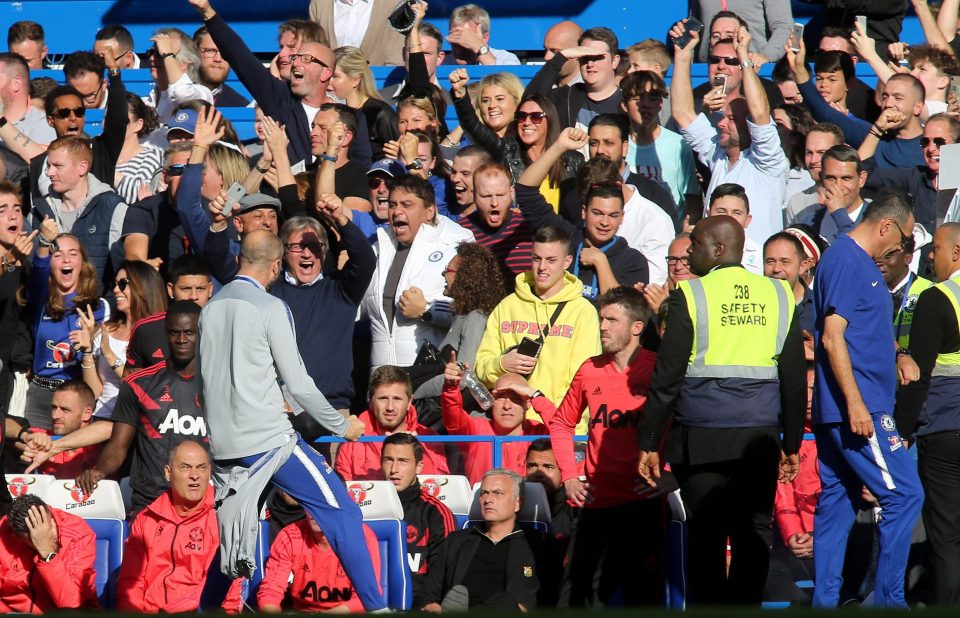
[
  {"x1": 735, "y1": 27, "x2": 771, "y2": 125},
  {"x1": 667, "y1": 19, "x2": 700, "y2": 130},
  {"x1": 936, "y1": 0, "x2": 960, "y2": 45},
  {"x1": 912, "y1": 0, "x2": 954, "y2": 53}
]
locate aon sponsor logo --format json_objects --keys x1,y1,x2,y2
[
  {"x1": 158, "y1": 409, "x2": 207, "y2": 436},
  {"x1": 589, "y1": 404, "x2": 639, "y2": 429}
]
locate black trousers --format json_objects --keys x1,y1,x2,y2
[
  {"x1": 673, "y1": 436, "x2": 780, "y2": 606},
  {"x1": 565, "y1": 499, "x2": 666, "y2": 607},
  {"x1": 917, "y1": 430, "x2": 960, "y2": 606}
]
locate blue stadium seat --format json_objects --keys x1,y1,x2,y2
[
  {"x1": 345, "y1": 480, "x2": 414, "y2": 610},
  {"x1": 86, "y1": 517, "x2": 125, "y2": 608},
  {"x1": 664, "y1": 490, "x2": 687, "y2": 609},
  {"x1": 467, "y1": 480, "x2": 553, "y2": 534},
  {"x1": 200, "y1": 519, "x2": 271, "y2": 611}
]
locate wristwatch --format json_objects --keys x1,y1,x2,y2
[
  {"x1": 111, "y1": 358, "x2": 124, "y2": 369},
  {"x1": 530, "y1": 390, "x2": 544, "y2": 399},
  {"x1": 42, "y1": 551, "x2": 57, "y2": 563},
  {"x1": 161, "y1": 52, "x2": 177, "y2": 60},
  {"x1": 0, "y1": 116, "x2": 7, "y2": 128},
  {"x1": 478, "y1": 45, "x2": 490, "y2": 56},
  {"x1": 740, "y1": 58, "x2": 756, "y2": 69},
  {"x1": 406, "y1": 158, "x2": 424, "y2": 171},
  {"x1": 1, "y1": 254, "x2": 15, "y2": 273},
  {"x1": 896, "y1": 347, "x2": 912, "y2": 357}
]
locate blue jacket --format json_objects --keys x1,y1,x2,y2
[{"x1": 26, "y1": 255, "x2": 108, "y2": 380}]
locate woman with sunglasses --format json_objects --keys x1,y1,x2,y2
[
  {"x1": 114, "y1": 93, "x2": 163, "y2": 204},
  {"x1": 450, "y1": 70, "x2": 581, "y2": 211},
  {"x1": 21, "y1": 219, "x2": 109, "y2": 431},
  {"x1": 74, "y1": 261, "x2": 167, "y2": 418}
]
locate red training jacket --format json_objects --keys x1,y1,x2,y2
[
  {"x1": 28, "y1": 428, "x2": 101, "y2": 479},
  {"x1": 775, "y1": 430, "x2": 820, "y2": 543},
  {"x1": 440, "y1": 383, "x2": 552, "y2": 484},
  {"x1": 0, "y1": 507, "x2": 98, "y2": 613},
  {"x1": 116, "y1": 486, "x2": 219, "y2": 613},
  {"x1": 549, "y1": 350, "x2": 657, "y2": 508},
  {"x1": 335, "y1": 406, "x2": 449, "y2": 480}
]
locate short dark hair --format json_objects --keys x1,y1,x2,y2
[
  {"x1": 584, "y1": 182, "x2": 624, "y2": 210},
  {"x1": 0, "y1": 53, "x2": 29, "y2": 80},
  {"x1": 278, "y1": 19, "x2": 328, "y2": 47},
  {"x1": 167, "y1": 300, "x2": 202, "y2": 321},
  {"x1": 710, "y1": 10, "x2": 749, "y2": 32},
  {"x1": 928, "y1": 113, "x2": 960, "y2": 142},
  {"x1": 820, "y1": 26, "x2": 853, "y2": 41},
  {"x1": 888, "y1": 72, "x2": 926, "y2": 102},
  {"x1": 814, "y1": 50, "x2": 855, "y2": 82},
  {"x1": 588, "y1": 113, "x2": 628, "y2": 142},
  {"x1": 30, "y1": 77, "x2": 58, "y2": 102},
  {"x1": 317, "y1": 103, "x2": 358, "y2": 138},
  {"x1": 620, "y1": 70, "x2": 669, "y2": 99},
  {"x1": 907, "y1": 44, "x2": 960, "y2": 77},
  {"x1": 808, "y1": 122, "x2": 845, "y2": 145},
  {"x1": 63, "y1": 51, "x2": 105, "y2": 81},
  {"x1": 383, "y1": 432, "x2": 424, "y2": 463},
  {"x1": 168, "y1": 255, "x2": 213, "y2": 284},
  {"x1": 532, "y1": 225, "x2": 572, "y2": 249},
  {"x1": 820, "y1": 144, "x2": 863, "y2": 174},
  {"x1": 710, "y1": 183, "x2": 750, "y2": 213},
  {"x1": 369, "y1": 365, "x2": 412, "y2": 399},
  {"x1": 526, "y1": 438, "x2": 553, "y2": 456},
  {"x1": 577, "y1": 157, "x2": 620, "y2": 203},
  {"x1": 764, "y1": 232, "x2": 807, "y2": 262},
  {"x1": 7, "y1": 21, "x2": 44, "y2": 46},
  {"x1": 863, "y1": 190, "x2": 914, "y2": 226},
  {"x1": 454, "y1": 145, "x2": 493, "y2": 165},
  {"x1": 579, "y1": 27, "x2": 619, "y2": 55},
  {"x1": 772, "y1": 57, "x2": 796, "y2": 85},
  {"x1": 44, "y1": 85, "x2": 83, "y2": 117},
  {"x1": 418, "y1": 22, "x2": 444, "y2": 49},
  {"x1": 390, "y1": 175, "x2": 436, "y2": 208},
  {"x1": 94, "y1": 24, "x2": 134, "y2": 51},
  {"x1": 598, "y1": 286, "x2": 651, "y2": 326},
  {"x1": 55, "y1": 379, "x2": 95, "y2": 411},
  {"x1": 9, "y1": 494, "x2": 47, "y2": 534}
]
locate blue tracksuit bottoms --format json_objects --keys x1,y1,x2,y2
[
  {"x1": 812, "y1": 415, "x2": 923, "y2": 608},
  {"x1": 238, "y1": 436, "x2": 386, "y2": 610}
]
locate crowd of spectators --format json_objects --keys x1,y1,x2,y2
[{"x1": 0, "y1": 0, "x2": 958, "y2": 612}]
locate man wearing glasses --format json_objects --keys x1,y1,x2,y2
[
  {"x1": 93, "y1": 25, "x2": 140, "y2": 70},
  {"x1": 188, "y1": 0, "x2": 338, "y2": 167},
  {"x1": 192, "y1": 26, "x2": 249, "y2": 107},
  {"x1": 810, "y1": 192, "x2": 923, "y2": 608}
]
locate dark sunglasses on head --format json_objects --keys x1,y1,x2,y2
[
  {"x1": 515, "y1": 111, "x2": 547, "y2": 124},
  {"x1": 708, "y1": 55, "x2": 740, "y2": 66},
  {"x1": 51, "y1": 107, "x2": 86, "y2": 120},
  {"x1": 115, "y1": 277, "x2": 129, "y2": 293},
  {"x1": 921, "y1": 137, "x2": 949, "y2": 148},
  {"x1": 589, "y1": 181, "x2": 623, "y2": 191}
]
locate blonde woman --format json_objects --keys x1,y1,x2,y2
[{"x1": 329, "y1": 46, "x2": 399, "y2": 160}]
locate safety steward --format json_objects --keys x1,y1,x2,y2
[{"x1": 638, "y1": 214, "x2": 806, "y2": 606}]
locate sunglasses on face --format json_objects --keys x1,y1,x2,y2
[
  {"x1": 289, "y1": 53, "x2": 329, "y2": 69},
  {"x1": 368, "y1": 177, "x2": 390, "y2": 189},
  {"x1": 167, "y1": 164, "x2": 186, "y2": 177},
  {"x1": 115, "y1": 277, "x2": 130, "y2": 293},
  {"x1": 515, "y1": 111, "x2": 547, "y2": 124},
  {"x1": 51, "y1": 107, "x2": 86, "y2": 120},
  {"x1": 708, "y1": 55, "x2": 740, "y2": 66},
  {"x1": 921, "y1": 137, "x2": 949, "y2": 148},
  {"x1": 285, "y1": 241, "x2": 325, "y2": 254}
]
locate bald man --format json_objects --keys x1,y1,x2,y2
[
  {"x1": 543, "y1": 21, "x2": 583, "y2": 87},
  {"x1": 441, "y1": 360, "x2": 553, "y2": 484},
  {"x1": 888, "y1": 222, "x2": 960, "y2": 605},
  {"x1": 188, "y1": 0, "x2": 337, "y2": 165},
  {"x1": 199, "y1": 230, "x2": 385, "y2": 611},
  {"x1": 638, "y1": 215, "x2": 806, "y2": 605}
]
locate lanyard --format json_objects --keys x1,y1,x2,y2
[
  {"x1": 572, "y1": 237, "x2": 618, "y2": 299},
  {"x1": 893, "y1": 272, "x2": 915, "y2": 342}
]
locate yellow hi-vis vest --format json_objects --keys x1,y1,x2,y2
[
  {"x1": 679, "y1": 266, "x2": 794, "y2": 379},
  {"x1": 895, "y1": 273, "x2": 933, "y2": 350},
  {"x1": 931, "y1": 277, "x2": 960, "y2": 377}
]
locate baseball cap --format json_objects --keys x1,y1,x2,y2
[
  {"x1": 235, "y1": 193, "x2": 281, "y2": 215},
  {"x1": 166, "y1": 109, "x2": 198, "y2": 136},
  {"x1": 367, "y1": 159, "x2": 405, "y2": 177}
]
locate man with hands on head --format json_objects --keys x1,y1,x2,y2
[
  {"x1": 446, "y1": 4, "x2": 520, "y2": 66},
  {"x1": 441, "y1": 352, "x2": 553, "y2": 484},
  {"x1": 312, "y1": 104, "x2": 371, "y2": 208},
  {"x1": 810, "y1": 193, "x2": 924, "y2": 608},
  {"x1": 670, "y1": 19, "x2": 788, "y2": 246},
  {"x1": 0, "y1": 494, "x2": 98, "y2": 611},
  {"x1": 637, "y1": 215, "x2": 805, "y2": 606}
]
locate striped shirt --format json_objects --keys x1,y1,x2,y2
[
  {"x1": 458, "y1": 208, "x2": 533, "y2": 285},
  {"x1": 115, "y1": 145, "x2": 164, "y2": 204}
]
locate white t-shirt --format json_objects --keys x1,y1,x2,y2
[{"x1": 617, "y1": 184, "x2": 675, "y2": 285}]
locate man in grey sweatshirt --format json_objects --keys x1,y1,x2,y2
[
  {"x1": 198, "y1": 230, "x2": 386, "y2": 611},
  {"x1": 693, "y1": 0, "x2": 794, "y2": 64}
]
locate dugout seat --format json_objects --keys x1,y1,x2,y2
[
  {"x1": 468, "y1": 480, "x2": 553, "y2": 533},
  {"x1": 665, "y1": 490, "x2": 687, "y2": 609},
  {"x1": 417, "y1": 474, "x2": 472, "y2": 529},
  {"x1": 5, "y1": 473, "x2": 55, "y2": 500},
  {"x1": 345, "y1": 480, "x2": 413, "y2": 610},
  {"x1": 44, "y1": 479, "x2": 126, "y2": 519},
  {"x1": 86, "y1": 517, "x2": 125, "y2": 608}
]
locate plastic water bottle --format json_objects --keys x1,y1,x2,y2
[{"x1": 458, "y1": 362, "x2": 494, "y2": 410}]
